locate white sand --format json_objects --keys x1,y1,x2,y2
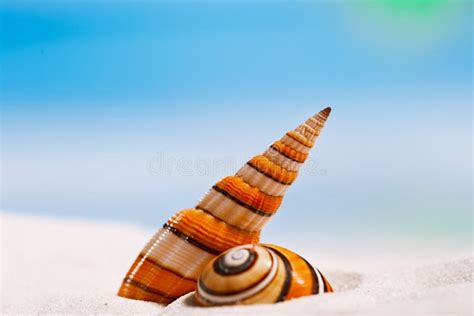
[{"x1": 1, "y1": 212, "x2": 472, "y2": 315}]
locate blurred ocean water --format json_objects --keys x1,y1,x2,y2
[{"x1": 1, "y1": 1, "x2": 472, "y2": 249}]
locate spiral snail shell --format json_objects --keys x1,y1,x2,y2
[
  {"x1": 118, "y1": 107, "x2": 332, "y2": 304},
  {"x1": 196, "y1": 244, "x2": 333, "y2": 306}
]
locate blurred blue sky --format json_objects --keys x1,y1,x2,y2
[{"x1": 1, "y1": 1, "x2": 472, "y2": 248}]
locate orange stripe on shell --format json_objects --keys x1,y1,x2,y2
[
  {"x1": 118, "y1": 256, "x2": 196, "y2": 303},
  {"x1": 271, "y1": 140, "x2": 308, "y2": 163},
  {"x1": 248, "y1": 155, "x2": 298, "y2": 185},
  {"x1": 286, "y1": 131, "x2": 315, "y2": 148},
  {"x1": 215, "y1": 176, "x2": 282, "y2": 215},
  {"x1": 323, "y1": 274, "x2": 334, "y2": 293},
  {"x1": 265, "y1": 244, "x2": 314, "y2": 299},
  {"x1": 168, "y1": 209, "x2": 260, "y2": 253}
]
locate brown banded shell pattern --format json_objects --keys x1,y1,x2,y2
[
  {"x1": 195, "y1": 244, "x2": 333, "y2": 306},
  {"x1": 118, "y1": 107, "x2": 331, "y2": 304}
]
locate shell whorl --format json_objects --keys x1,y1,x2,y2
[
  {"x1": 118, "y1": 108, "x2": 332, "y2": 304},
  {"x1": 196, "y1": 244, "x2": 333, "y2": 306},
  {"x1": 202, "y1": 107, "x2": 332, "y2": 232}
]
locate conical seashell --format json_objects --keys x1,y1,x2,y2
[
  {"x1": 118, "y1": 107, "x2": 332, "y2": 304},
  {"x1": 196, "y1": 244, "x2": 333, "y2": 306}
]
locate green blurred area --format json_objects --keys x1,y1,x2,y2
[{"x1": 383, "y1": 0, "x2": 447, "y2": 13}]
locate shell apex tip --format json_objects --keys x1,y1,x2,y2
[{"x1": 321, "y1": 106, "x2": 332, "y2": 115}]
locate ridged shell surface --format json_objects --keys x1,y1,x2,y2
[
  {"x1": 195, "y1": 244, "x2": 333, "y2": 306},
  {"x1": 118, "y1": 107, "x2": 331, "y2": 304}
]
